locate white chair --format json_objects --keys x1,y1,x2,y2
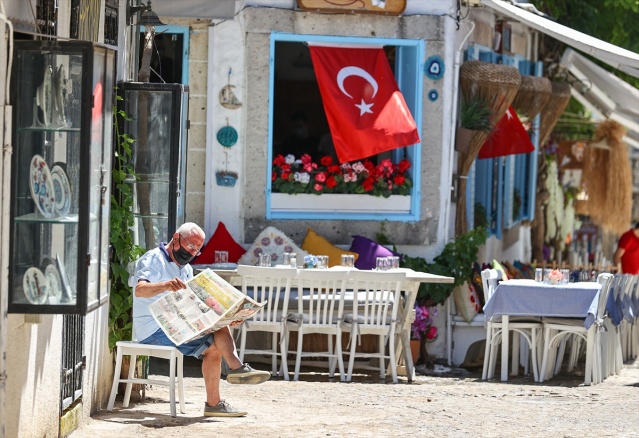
[
  {"x1": 107, "y1": 331, "x2": 185, "y2": 417},
  {"x1": 283, "y1": 269, "x2": 350, "y2": 381},
  {"x1": 342, "y1": 270, "x2": 406, "y2": 383},
  {"x1": 235, "y1": 265, "x2": 297, "y2": 377},
  {"x1": 539, "y1": 273, "x2": 614, "y2": 385},
  {"x1": 481, "y1": 269, "x2": 543, "y2": 381}
]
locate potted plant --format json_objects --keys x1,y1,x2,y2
[
  {"x1": 456, "y1": 97, "x2": 493, "y2": 153},
  {"x1": 216, "y1": 170, "x2": 239, "y2": 187},
  {"x1": 410, "y1": 303, "x2": 438, "y2": 366}
]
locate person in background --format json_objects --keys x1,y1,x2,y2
[
  {"x1": 613, "y1": 222, "x2": 639, "y2": 274},
  {"x1": 132, "y1": 222, "x2": 270, "y2": 417}
]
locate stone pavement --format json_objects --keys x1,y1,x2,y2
[{"x1": 71, "y1": 357, "x2": 639, "y2": 438}]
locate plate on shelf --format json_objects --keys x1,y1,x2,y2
[
  {"x1": 41, "y1": 256, "x2": 63, "y2": 303},
  {"x1": 23, "y1": 267, "x2": 48, "y2": 305},
  {"x1": 51, "y1": 164, "x2": 71, "y2": 216},
  {"x1": 29, "y1": 154, "x2": 55, "y2": 218}
]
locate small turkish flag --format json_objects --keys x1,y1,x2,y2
[
  {"x1": 478, "y1": 106, "x2": 535, "y2": 159},
  {"x1": 309, "y1": 46, "x2": 420, "y2": 163}
]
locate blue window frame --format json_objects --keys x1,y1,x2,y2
[
  {"x1": 140, "y1": 25, "x2": 190, "y2": 84},
  {"x1": 465, "y1": 45, "x2": 540, "y2": 236},
  {"x1": 266, "y1": 33, "x2": 424, "y2": 221}
]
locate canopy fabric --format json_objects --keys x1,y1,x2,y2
[
  {"x1": 481, "y1": 0, "x2": 639, "y2": 78},
  {"x1": 153, "y1": 0, "x2": 237, "y2": 19},
  {"x1": 560, "y1": 48, "x2": 639, "y2": 149}
]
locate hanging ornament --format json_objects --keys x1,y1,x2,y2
[
  {"x1": 217, "y1": 125, "x2": 238, "y2": 147},
  {"x1": 219, "y1": 67, "x2": 242, "y2": 109}
]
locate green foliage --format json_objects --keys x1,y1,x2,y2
[
  {"x1": 460, "y1": 98, "x2": 493, "y2": 131},
  {"x1": 401, "y1": 227, "x2": 488, "y2": 305},
  {"x1": 109, "y1": 94, "x2": 145, "y2": 350}
]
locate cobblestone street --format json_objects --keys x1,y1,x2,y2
[{"x1": 71, "y1": 357, "x2": 639, "y2": 438}]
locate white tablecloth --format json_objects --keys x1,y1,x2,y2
[{"x1": 483, "y1": 279, "x2": 602, "y2": 328}]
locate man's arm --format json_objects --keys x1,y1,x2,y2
[
  {"x1": 135, "y1": 277, "x2": 187, "y2": 298},
  {"x1": 613, "y1": 247, "x2": 625, "y2": 268}
]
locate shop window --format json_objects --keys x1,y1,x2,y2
[{"x1": 266, "y1": 33, "x2": 423, "y2": 221}]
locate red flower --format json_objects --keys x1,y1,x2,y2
[
  {"x1": 320, "y1": 156, "x2": 333, "y2": 166},
  {"x1": 315, "y1": 172, "x2": 327, "y2": 183},
  {"x1": 362, "y1": 177, "x2": 374, "y2": 192},
  {"x1": 326, "y1": 176, "x2": 338, "y2": 188},
  {"x1": 328, "y1": 164, "x2": 341, "y2": 174},
  {"x1": 281, "y1": 172, "x2": 291, "y2": 180},
  {"x1": 313, "y1": 183, "x2": 323, "y2": 192},
  {"x1": 272, "y1": 171, "x2": 276, "y2": 181},
  {"x1": 398, "y1": 159, "x2": 410, "y2": 173},
  {"x1": 273, "y1": 154, "x2": 286, "y2": 166},
  {"x1": 363, "y1": 160, "x2": 374, "y2": 171},
  {"x1": 393, "y1": 174, "x2": 405, "y2": 186},
  {"x1": 300, "y1": 154, "x2": 312, "y2": 165},
  {"x1": 425, "y1": 326, "x2": 438, "y2": 340},
  {"x1": 280, "y1": 163, "x2": 291, "y2": 172}
]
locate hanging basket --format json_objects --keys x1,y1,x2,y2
[
  {"x1": 538, "y1": 81, "x2": 571, "y2": 147},
  {"x1": 215, "y1": 171, "x2": 238, "y2": 187},
  {"x1": 512, "y1": 76, "x2": 552, "y2": 120}
]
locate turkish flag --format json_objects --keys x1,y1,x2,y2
[
  {"x1": 478, "y1": 106, "x2": 535, "y2": 159},
  {"x1": 309, "y1": 46, "x2": 420, "y2": 163}
]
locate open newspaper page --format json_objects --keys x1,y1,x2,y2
[{"x1": 148, "y1": 269, "x2": 266, "y2": 346}]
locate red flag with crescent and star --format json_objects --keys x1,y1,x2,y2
[
  {"x1": 309, "y1": 46, "x2": 420, "y2": 163},
  {"x1": 477, "y1": 106, "x2": 535, "y2": 159}
]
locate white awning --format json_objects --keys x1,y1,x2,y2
[
  {"x1": 481, "y1": 0, "x2": 639, "y2": 78},
  {"x1": 561, "y1": 48, "x2": 639, "y2": 149},
  {"x1": 153, "y1": 0, "x2": 237, "y2": 19}
]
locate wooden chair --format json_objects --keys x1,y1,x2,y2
[
  {"x1": 235, "y1": 265, "x2": 297, "y2": 377},
  {"x1": 342, "y1": 270, "x2": 406, "y2": 383},
  {"x1": 283, "y1": 269, "x2": 350, "y2": 381}
]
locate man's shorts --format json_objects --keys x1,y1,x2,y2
[{"x1": 140, "y1": 328, "x2": 214, "y2": 359}]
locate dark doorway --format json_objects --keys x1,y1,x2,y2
[{"x1": 139, "y1": 32, "x2": 185, "y2": 84}]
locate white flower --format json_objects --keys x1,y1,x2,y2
[
  {"x1": 294, "y1": 172, "x2": 310, "y2": 184},
  {"x1": 352, "y1": 162, "x2": 366, "y2": 173},
  {"x1": 285, "y1": 154, "x2": 296, "y2": 164}
]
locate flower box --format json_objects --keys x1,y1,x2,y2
[{"x1": 271, "y1": 193, "x2": 411, "y2": 213}]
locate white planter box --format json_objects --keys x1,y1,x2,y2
[{"x1": 271, "y1": 193, "x2": 411, "y2": 214}]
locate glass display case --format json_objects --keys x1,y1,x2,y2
[
  {"x1": 116, "y1": 82, "x2": 189, "y2": 251},
  {"x1": 9, "y1": 40, "x2": 116, "y2": 314}
]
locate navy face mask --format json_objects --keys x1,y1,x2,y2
[{"x1": 173, "y1": 236, "x2": 196, "y2": 266}]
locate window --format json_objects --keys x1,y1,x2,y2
[
  {"x1": 466, "y1": 46, "x2": 539, "y2": 236},
  {"x1": 266, "y1": 33, "x2": 424, "y2": 221}
]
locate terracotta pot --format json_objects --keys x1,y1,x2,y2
[{"x1": 410, "y1": 339, "x2": 421, "y2": 364}]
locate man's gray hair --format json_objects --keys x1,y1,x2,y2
[{"x1": 177, "y1": 222, "x2": 204, "y2": 239}]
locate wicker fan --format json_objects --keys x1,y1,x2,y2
[
  {"x1": 456, "y1": 60, "x2": 521, "y2": 235},
  {"x1": 580, "y1": 120, "x2": 632, "y2": 234},
  {"x1": 538, "y1": 81, "x2": 571, "y2": 147},
  {"x1": 512, "y1": 76, "x2": 552, "y2": 120}
]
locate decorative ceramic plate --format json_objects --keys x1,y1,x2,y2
[
  {"x1": 51, "y1": 164, "x2": 71, "y2": 216},
  {"x1": 216, "y1": 125, "x2": 238, "y2": 147},
  {"x1": 45, "y1": 264, "x2": 63, "y2": 303},
  {"x1": 29, "y1": 154, "x2": 55, "y2": 218},
  {"x1": 36, "y1": 65, "x2": 53, "y2": 127},
  {"x1": 23, "y1": 267, "x2": 48, "y2": 304},
  {"x1": 53, "y1": 64, "x2": 69, "y2": 127}
]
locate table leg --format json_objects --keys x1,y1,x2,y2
[{"x1": 501, "y1": 315, "x2": 509, "y2": 381}]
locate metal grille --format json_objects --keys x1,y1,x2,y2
[
  {"x1": 61, "y1": 314, "x2": 84, "y2": 412},
  {"x1": 36, "y1": 0, "x2": 58, "y2": 36}
]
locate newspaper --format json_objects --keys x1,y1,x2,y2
[{"x1": 148, "y1": 268, "x2": 266, "y2": 346}]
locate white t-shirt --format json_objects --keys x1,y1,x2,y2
[{"x1": 132, "y1": 243, "x2": 193, "y2": 342}]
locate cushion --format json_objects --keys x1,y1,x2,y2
[
  {"x1": 453, "y1": 281, "x2": 482, "y2": 323},
  {"x1": 349, "y1": 235, "x2": 402, "y2": 270},
  {"x1": 301, "y1": 228, "x2": 359, "y2": 268},
  {"x1": 492, "y1": 260, "x2": 510, "y2": 281},
  {"x1": 238, "y1": 226, "x2": 308, "y2": 266},
  {"x1": 192, "y1": 221, "x2": 246, "y2": 264}
]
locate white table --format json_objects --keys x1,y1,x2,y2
[
  {"x1": 198, "y1": 265, "x2": 454, "y2": 381},
  {"x1": 483, "y1": 279, "x2": 602, "y2": 381}
]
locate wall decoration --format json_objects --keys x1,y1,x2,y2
[
  {"x1": 219, "y1": 67, "x2": 242, "y2": 109},
  {"x1": 23, "y1": 267, "x2": 48, "y2": 304},
  {"x1": 427, "y1": 89, "x2": 439, "y2": 102},
  {"x1": 424, "y1": 55, "x2": 445, "y2": 81},
  {"x1": 297, "y1": 0, "x2": 406, "y2": 15},
  {"x1": 217, "y1": 125, "x2": 238, "y2": 148}
]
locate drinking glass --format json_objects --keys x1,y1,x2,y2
[
  {"x1": 317, "y1": 255, "x2": 329, "y2": 269},
  {"x1": 543, "y1": 268, "x2": 551, "y2": 284},
  {"x1": 388, "y1": 256, "x2": 400, "y2": 270},
  {"x1": 259, "y1": 253, "x2": 271, "y2": 267},
  {"x1": 341, "y1": 254, "x2": 355, "y2": 268},
  {"x1": 282, "y1": 252, "x2": 292, "y2": 266},
  {"x1": 534, "y1": 268, "x2": 543, "y2": 283},
  {"x1": 376, "y1": 257, "x2": 388, "y2": 271},
  {"x1": 561, "y1": 269, "x2": 571, "y2": 285}
]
